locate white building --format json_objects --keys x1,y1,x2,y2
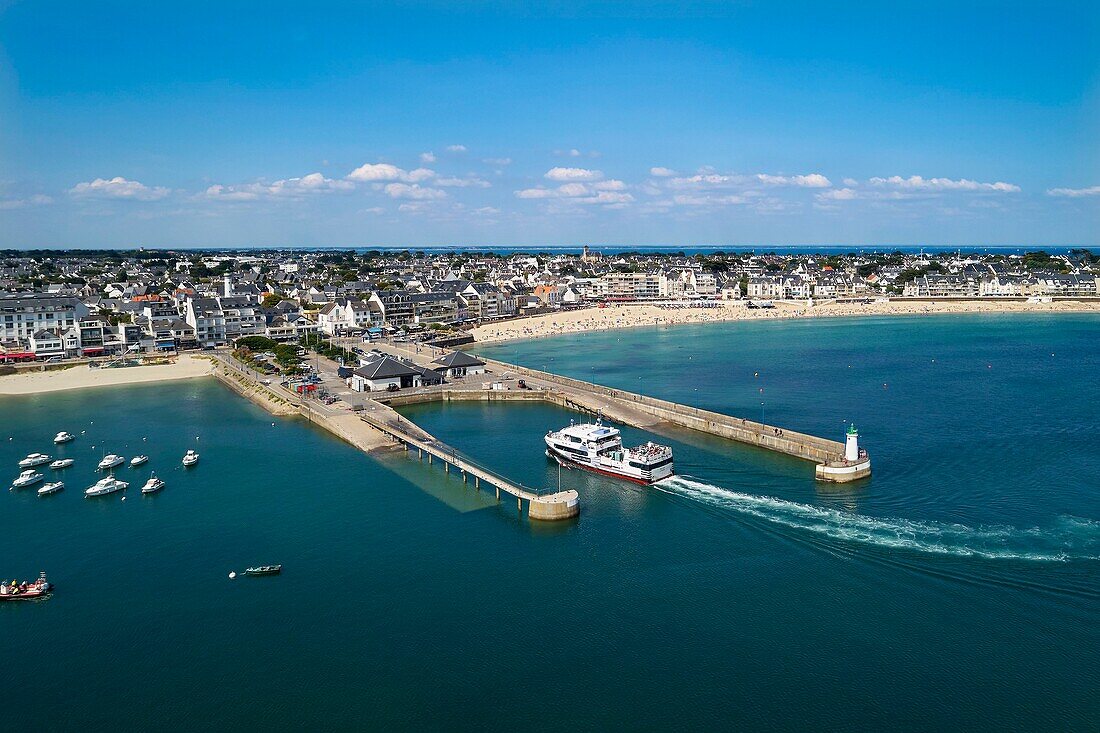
[{"x1": 0, "y1": 294, "x2": 89, "y2": 343}]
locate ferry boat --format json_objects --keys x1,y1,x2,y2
[
  {"x1": 97, "y1": 454, "x2": 125, "y2": 471},
  {"x1": 0, "y1": 573, "x2": 52, "y2": 602},
  {"x1": 18, "y1": 453, "x2": 52, "y2": 468},
  {"x1": 544, "y1": 419, "x2": 674, "y2": 484},
  {"x1": 130, "y1": 455, "x2": 149, "y2": 467},
  {"x1": 54, "y1": 431, "x2": 75, "y2": 444},
  {"x1": 141, "y1": 473, "x2": 165, "y2": 494},
  {"x1": 11, "y1": 470, "x2": 45, "y2": 489},
  {"x1": 37, "y1": 481, "x2": 64, "y2": 496},
  {"x1": 85, "y1": 476, "x2": 129, "y2": 497},
  {"x1": 182, "y1": 450, "x2": 200, "y2": 467},
  {"x1": 50, "y1": 459, "x2": 74, "y2": 470}
]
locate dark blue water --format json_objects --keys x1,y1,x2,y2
[{"x1": 2, "y1": 314, "x2": 1098, "y2": 730}]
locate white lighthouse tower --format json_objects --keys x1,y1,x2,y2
[{"x1": 844, "y1": 424, "x2": 860, "y2": 462}]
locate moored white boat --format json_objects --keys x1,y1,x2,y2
[
  {"x1": 141, "y1": 473, "x2": 165, "y2": 494},
  {"x1": 54, "y1": 431, "x2": 75, "y2": 444},
  {"x1": 50, "y1": 458, "x2": 74, "y2": 470},
  {"x1": 544, "y1": 419, "x2": 674, "y2": 485},
  {"x1": 182, "y1": 450, "x2": 200, "y2": 467},
  {"x1": 85, "y1": 476, "x2": 129, "y2": 497},
  {"x1": 18, "y1": 453, "x2": 51, "y2": 468},
  {"x1": 97, "y1": 454, "x2": 125, "y2": 470},
  {"x1": 130, "y1": 455, "x2": 149, "y2": 467},
  {"x1": 37, "y1": 481, "x2": 64, "y2": 496},
  {"x1": 11, "y1": 470, "x2": 45, "y2": 489}
]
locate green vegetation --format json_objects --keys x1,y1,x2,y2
[
  {"x1": 299, "y1": 334, "x2": 357, "y2": 364},
  {"x1": 235, "y1": 336, "x2": 279, "y2": 352}
]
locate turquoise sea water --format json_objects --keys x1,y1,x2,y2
[{"x1": 2, "y1": 314, "x2": 1099, "y2": 730}]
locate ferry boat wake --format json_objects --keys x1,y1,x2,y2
[{"x1": 545, "y1": 419, "x2": 673, "y2": 484}]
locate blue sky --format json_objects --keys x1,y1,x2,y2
[{"x1": 1, "y1": 0, "x2": 1098, "y2": 248}]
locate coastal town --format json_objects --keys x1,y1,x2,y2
[{"x1": 2, "y1": 247, "x2": 1098, "y2": 365}]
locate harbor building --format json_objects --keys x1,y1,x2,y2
[{"x1": 431, "y1": 351, "x2": 486, "y2": 379}]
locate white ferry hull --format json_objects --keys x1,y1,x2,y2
[{"x1": 545, "y1": 444, "x2": 674, "y2": 485}]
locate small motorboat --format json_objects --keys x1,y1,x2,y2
[
  {"x1": 54, "y1": 431, "x2": 75, "y2": 444},
  {"x1": 37, "y1": 481, "x2": 64, "y2": 496},
  {"x1": 0, "y1": 573, "x2": 52, "y2": 602},
  {"x1": 85, "y1": 476, "x2": 128, "y2": 497},
  {"x1": 130, "y1": 455, "x2": 149, "y2": 467},
  {"x1": 243, "y1": 565, "x2": 282, "y2": 576},
  {"x1": 97, "y1": 454, "x2": 125, "y2": 471},
  {"x1": 141, "y1": 473, "x2": 165, "y2": 494},
  {"x1": 18, "y1": 453, "x2": 51, "y2": 468},
  {"x1": 11, "y1": 470, "x2": 45, "y2": 489},
  {"x1": 182, "y1": 450, "x2": 200, "y2": 467},
  {"x1": 50, "y1": 458, "x2": 74, "y2": 470}
]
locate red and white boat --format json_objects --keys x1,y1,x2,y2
[
  {"x1": 545, "y1": 420, "x2": 674, "y2": 485},
  {"x1": 0, "y1": 573, "x2": 52, "y2": 602}
]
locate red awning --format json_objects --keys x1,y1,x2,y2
[
  {"x1": 82, "y1": 347, "x2": 105, "y2": 354},
  {"x1": 1, "y1": 351, "x2": 35, "y2": 359}
]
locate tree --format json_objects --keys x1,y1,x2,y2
[
  {"x1": 236, "y1": 335, "x2": 278, "y2": 352},
  {"x1": 261, "y1": 294, "x2": 282, "y2": 308},
  {"x1": 273, "y1": 344, "x2": 301, "y2": 369}
]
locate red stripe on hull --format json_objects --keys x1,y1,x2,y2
[{"x1": 548, "y1": 449, "x2": 655, "y2": 485}]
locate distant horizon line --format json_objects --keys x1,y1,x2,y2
[{"x1": 2, "y1": 244, "x2": 1097, "y2": 253}]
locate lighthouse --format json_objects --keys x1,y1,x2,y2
[{"x1": 845, "y1": 424, "x2": 860, "y2": 462}]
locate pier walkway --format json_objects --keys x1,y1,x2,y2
[{"x1": 359, "y1": 401, "x2": 580, "y2": 520}]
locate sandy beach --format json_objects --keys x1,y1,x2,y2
[
  {"x1": 0, "y1": 355, "x2": 216, "y2": 395},
  {"x1": 472, "y1": 299, "x2": 1100, "y2": 345}
]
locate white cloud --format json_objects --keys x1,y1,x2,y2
[
  {"x1": 514, "y1": 182, "x2": 633, "y2": 206},
  {"x1": 650, "y1": 167, "x2": 677, "y2": 177},
  {"x1": 445, "y1": 144, "x2": 467, "y2": 153},
  {"x1": 666, "y1": 173, "x2": 744, "y2": 189},
  {"x1": 545, "y1": 167, "x2": 603, "y2": 182},
  {"x1": 515, "y1": 187, "x2": 556, "y2": 199},
  {"x1": 346, "y1": 162, "x2": 435, "y2": 183},
  {"x1": 556, "y1": 182, "x2": 590, "y2": 197},
  {"x1": 0, "y1": 194, "x2": 53, "y2": 210},
  {"x1": 672, "y1": 193, "x2": 749, "y2": 206},
  {"x1": 482, "y1": 157, "x2": 512, "y2": 166},
  {"x1": 435, "y1": 176, "x2": 491, "y2": 188},
  {"x1": 756, "y1": 173, "x2": 832, "y2": 188},
  {"x1": 870, "y1": 175, "x2": 1020, "y2": 192},
  {"x1": 472, "y1": 206, "x2": 500, "y2": 216},
  {"x1": 816, "y1": 188, "x2": 858, "y2": 201},
  {"x1": 419, "y1": 152, "x2": 436, "y2": 164},
  {"x1": 204, "y1": 173, "x2": 353, "y2": 201},
  {"x1": 383, "y1": 183, "x2": 446, "y2": 200},
  {"x1": 843, "y1": 178, "x2": 859, "y2": 187},
  {"x1": 581, "y1": 191, "x2": 633, "y2": 205},
  {"x1": 1047, "y1": 185, "x2": 1100, "y2": 197},
  {"x1": 70, "y1": 176, "x2": 170, "y2": 201}
]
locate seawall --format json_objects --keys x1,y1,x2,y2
[{"x1": 476, "y1": 357, "x2": 849, "y2": 465}]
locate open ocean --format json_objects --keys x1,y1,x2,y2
[{"x1": 2, "y1": 313, "x2": 1098, "y2": 730}]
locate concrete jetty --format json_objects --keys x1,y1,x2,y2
[
  {"x1": 359, "y1": 401, "x2": 580, "y2": 520},
  {"x1": 470, "y1": 356, "x2": 871, "y2": 482},
  {"x1": 365, "y1": 343, "x2": 871, "y2": 482}
]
